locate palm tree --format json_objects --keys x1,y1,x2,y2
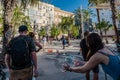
[
  {"x1": 50, "y1": 26, "x2": 60, "y2": 39},
  {"x1": 74, "y1": 8, "x2": 95, "y2": 38},
  {"x1": 89, "y1": 0, "x2": 108, "y2": 36},
  {"x1": 110, "y1": 0, "x2": 120, "y2": 45},
  {"x1": 11, "y1": 5, "x2": 31, "y2": 37},
  {"x1": 59, "y1": 16, "x2": 74, "y2": 33},
  {"x1": 0, "y1": 0, "x2": 39, "y2": 62},
  {"x1": 74, "y1": 7, "x2": 82, "y2": 38},
  {"x1": 82, "y1": 9, "x2": 95, "y2": 31},
  {"x1": 59, "y1": 16, "x2": 74, "y2": 46},
  {"x1": 96, "y1": 20, "x2": 112, "y2": 44}
]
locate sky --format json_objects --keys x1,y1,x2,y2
[
  {"x1": 51, "y1": 0, "x2": 89, "y2": 12},
  {"x1": 50, "y1": 0, "x2": 97, "y2": 22}
]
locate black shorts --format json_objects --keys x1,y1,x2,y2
[{"x1": 92, "y1": 65, "x2": 99, "y2": 73}]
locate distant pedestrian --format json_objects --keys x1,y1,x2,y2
[
  {"x1": 5, "y1": 25, "x2": 38, "y2": 80},
  {"x1": 61, "y1": 35, "x2": 67, "y2": 49},
  {"x1": 80, "y1": 31, "x2": 99, "y2": 80},
  {"x1": 28, "y1": 32, "x2": 42, "y2": 52},
  {"x1": 42, "y1": 35, "x2": 47, "y2": 51},
  {"x1": 64, "y1": 33, "x2": 120, "y2": 80}
]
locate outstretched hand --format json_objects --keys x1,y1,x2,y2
[{"x1": 63, "y1": 63, "x2": 70, "y2": 71}]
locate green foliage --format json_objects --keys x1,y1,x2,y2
[
  {"x1": 0, "y1": 27, "x2": 3, "y2": 36},
  {"x1": 71, "y1": 25, "x2": 79, "y2": 37},
  {"x1": 50, "y1": 26, "x2": 60, "y2": 37},
  {"x1": 38, "y1": 28, "x2": 46, "y2": 36},
  {"x1": 96, "y1": 20, "x2": 113, "y2": 31},
  {"x1": 20, "y1": 0, "x2": 39, "y2": 9},
  {"x1": 82, "y1": 9, "x2": 95, "y2": 21},
  {"x1": 118, "y1": 13, "x2": 120, "y2": 20},
  {"x1": 74, "y1": 7, "x2": 81, "y2": 26},
  {"x1": 11, "y1": 5, "x2": 31, "y2": 35},
  {"x1": 59, "y1": 16, "x2": 74, "y2": 33}
]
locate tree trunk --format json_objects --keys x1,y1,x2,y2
[
  {"x1": 96, "y1": 9, "x2": 103, "y2": 36},
  {"x1": 68, "y1": 29, "x2": 70, "y2": 46},
  {"x1": 1, "y1": 0, "x2": 13, "y2": 62},
  {"x1": 110, "y1": 0, "x2": 120, "y2": 51},
  {"x1": 105, "y1": 30, "x2": 109, "y2": 44}
]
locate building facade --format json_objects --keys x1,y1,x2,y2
[
  {"x1": 25, "y1": 1, "x2": 74, "y2": 32},
  {"x1": 54, "y1": 7, "x2": 74, "y2": 25},
  {"x1": 26, "y1": 2, "x2": 54, "y2": 31}
]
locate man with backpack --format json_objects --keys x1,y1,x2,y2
[{"x1": 5, "y1": 25, "x2": 38, "y2": 80}]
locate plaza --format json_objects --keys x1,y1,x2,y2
[
  {"x1": 0, "y1": 0, "x2": 120, "y2": 80},
  {"x1": 3, "y1": 39, "x2": 115, "y2": 80}
]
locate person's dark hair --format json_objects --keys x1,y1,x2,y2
[
  {"x1": 84, "y1": 31, "x2": 89, "y2": 37},
  {"x1": 28, "y1": 32, "x2": 35, "y2": 38},
  {"x1": 86, "y1": 33, "x2": 104, "y2": 59}
]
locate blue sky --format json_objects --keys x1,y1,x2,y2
[
  {"x1": 51, "y1": 0, "x2": 89, "y2": 12},
  {"x1": 51, "y1": 0, "x2": 97, "y2": 22}
]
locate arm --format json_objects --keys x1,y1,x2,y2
[
  {"x1": 5, "y1": 54, "x2": 11, "y2": 69},
  {"x1": 29, "y1": 38, "x2": 38, "y2": 77},
  {"x1": 66, "y1": 53, "x2": 102, "y2": 73},
  {"x1": 31, "y1": 51, "x2": 39, "y2": 77},
  {"x1": 35, "y1": 41, "x2": 42, "y2": 50},
  {"x1": 31, "y1": 51, "x2": 37, "y2": 70}
]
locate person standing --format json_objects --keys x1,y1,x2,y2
[
  {"x1": 42, "y1": 35, "x2": 47, "y2": 51},
  {"x1": 64, "y1": 33, "x2": 120, "y2": 80},
  {"x1": 5, "y1": 25, "x2": 38, "y2": 80},
  {"x1": 80, "y1": 31, "x2": 99, "y2": 80},
  {"x1": 61, "y1": 35, "x2": 67, "y2": 49},
  {"x1": 28, "y1": 32, "x2": 42, "y2": 52}
]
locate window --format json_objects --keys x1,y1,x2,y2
[
  {"x1": 39, "y1": 6, "x2": 42, "y2": 10},
  {"x1": 43, "y1": 6, "x2": 45, "y2": 9},
  {"x1": 43, "y1": 20, "x2": 45, "y2": 24}
]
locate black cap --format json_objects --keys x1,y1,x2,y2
[{"x1": 19, "y1": 25, "x2": 28, "y2": 32}]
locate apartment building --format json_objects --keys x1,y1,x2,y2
[
  {"x1": 25, "y1": 1, "x2": 74, "y2": 32},
  {"x1": 26, "y1": 2, "x2": 54, "y2": 31},
  {"x1": 54, "y1": 7, "x2": 74, "y2": 25}
]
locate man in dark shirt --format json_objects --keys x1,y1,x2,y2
[
  {"x1": 80, "y1": 31, "x2": 99, "y2": 80},
  {"x1": 5, "y1": 25, "x2": 38, "y2": 80}
]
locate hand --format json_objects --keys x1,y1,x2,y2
[
  {"x1": 63, "y1": 63, "x2": 70, "y2": 71},
  {"x1": 34, "y1": 69, "x2": 39, "y2": 77},
  {"x1": 36, "y1": 48, "x2": 40, "y2": 52}
]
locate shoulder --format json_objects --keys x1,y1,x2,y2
[
  {"x1": 80, "y1": 38, "x2": 86, "y2": 45},
  {"x1": 91, "y1": 52, "x2": 107, "y2": 63},
  {"x1": 8, "y1": 36, "x2": 18, "y2": 43},
  {"x1": 24, "y1": 36, "x2": 33, "y2": 41}
]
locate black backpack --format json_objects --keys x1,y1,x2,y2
[{"x1": 9, "y1": 36, "x2": 32, "y2": 70}]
